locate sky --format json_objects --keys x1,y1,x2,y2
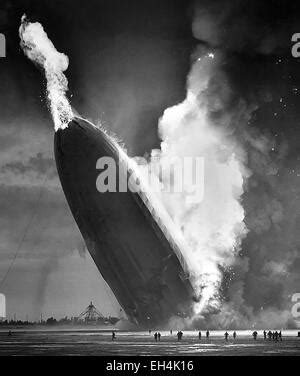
[{"x1": 0, "y1": 0, "x2": 299, "y2": 327}]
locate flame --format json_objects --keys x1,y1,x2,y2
[{"x1": 19, "y1": 15, "x2": 73, "y2": 131}]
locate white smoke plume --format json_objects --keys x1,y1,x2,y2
[
  {"x1": 19, "y1": 15, "x2": 73, "y2": 131},
  {"x1": 176, "y1": 0, "x2": 300, "y2": 329},
  {"x1": 142, "y1": 51, "x2": 250, "y2": 316}
]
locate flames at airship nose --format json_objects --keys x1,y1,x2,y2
[{"x1": 54, "y1": 117, "x2": 196, "y2": 327}]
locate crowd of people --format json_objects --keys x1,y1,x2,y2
[
  {"x1": 110, "y1": 329, "x2": 284, "y2": 342},
  {"x1": 263, "y1": 330, "x2": 283, "y2": 341}
]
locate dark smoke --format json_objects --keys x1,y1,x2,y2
[{"x1": 189, "y1": 0, "x2": 300, "y2": 328}]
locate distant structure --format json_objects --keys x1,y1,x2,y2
[
  {"x1": 77, "y1": 302, "x2": 120, "y2": 325},
  {"x1": 77, "y1": 302, "x2": 106, "y2": 323},
  {"x1": 78, "y1": 301, "x2": 105, "y2": 323},
  {"x1": 0, "y1": 294, "x2": 6, "y2": 321}
]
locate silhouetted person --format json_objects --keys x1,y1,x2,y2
[
  {"x1": 154, "y1": 332, "x2": 158, "y2": 342},
  {"x1": 252, "y1": 331, "x2": 258, "y2": 340},
  {"x1": 224, "y1": 332, "x2": 229, "y2": 341},
  {"x1": 198, "y1": 331, "x2": 202, "y2": 340},
  {"x1": 112, "y1": 331, "x2": 116, "y2": 341},
  {"x1": 263, "y1": 330, "x2": 267, "y2": 340},
  {"x1": 233, "y1": 331, "x2": 237, "y2": 339},
  {"x1": 279, "y1": 331, "x2": 282, "y2": 341},
  {"x1": 206, "y1": 330, "x2": 210, "y2": 339},
  {"x1": 158, "y1": 332, "x2": 161, "y2": 341},
  {"x1": 170, "y1": 330, "x2": 172, "y2": 335},
  {"x1": 268, "y1": 331, "x2": 272, "y2": 340},
  {"x1": 149, "y1": 329, "x2": 151, "y2": 334},
  {"x1": 8, "y1": 330, "x2": 12, "y2": 336},
  {"x1": 177, "y1": 331, "x2": 183, "y2": 341},
  {"x1": 275, "y1": 331, "x2": 278, "y2": 341}
]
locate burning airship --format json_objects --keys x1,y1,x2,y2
[
  {"x1": 55, "y1": 116, "x2": 197, "y2": 327},
  {"x1": 19, "y1": 16, "x2": 198, "y2": 328}
]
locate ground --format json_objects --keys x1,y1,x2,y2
[{"x1": 0, "y1": 329, "x2": 299, "y2": 355}]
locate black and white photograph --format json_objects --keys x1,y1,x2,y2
[{"x1": 0, "y1": 0, "x2": 300, "y2": 360}]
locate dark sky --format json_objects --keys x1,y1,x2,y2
[{"x1": 0, "y1": 0, "x2": 299, "y2": 326}]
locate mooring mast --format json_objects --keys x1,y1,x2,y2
[{"x1": 77, "y1": 302, "x2": 105, "y2": 322}]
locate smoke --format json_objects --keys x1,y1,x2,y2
[
  {"x1": 156, "y1": 0, "x2": 300, "y2": 328},
  {"x1": 35, "y1": 255, "x2": 58, "y2": 311},
  {"x1": 142, "y1": 50, "x2": 250, "y2": 315},
  {"x1": 141, "y1": 0, "x2": 300, "y2": 328},
  {"x1": 192, "y1": 0, "x2": 299, "y2": 56},
  {"x1": 19, "y1": 15, "x2": 73, "y2": 131}
]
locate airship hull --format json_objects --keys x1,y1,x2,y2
[{"x1": 54, "y1": 117, "x2": 195, "y2": 327}]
